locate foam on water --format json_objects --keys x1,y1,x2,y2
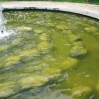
[
  {"x1": 0, "y1": 3, "x2": 8, "y2": 38},
  {"x1": 0, "y1": 30, "x2": 14, "y2": 38}
]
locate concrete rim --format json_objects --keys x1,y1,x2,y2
[{"x1": 1, "y1": 1, "x2": 99, "y2": 19}]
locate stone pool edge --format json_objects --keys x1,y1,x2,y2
[{"x1": 1, "y1": 1, "x2": 99, "y2": 19}]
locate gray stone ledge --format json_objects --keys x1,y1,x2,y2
[{"x1": 1, "y1": 1, "x2": 99, "y2": 19}]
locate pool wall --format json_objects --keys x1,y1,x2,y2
[{"x1": 1, "y1": 1, "x2": 99, "y2": 20}]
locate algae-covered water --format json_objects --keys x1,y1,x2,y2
[{"x1": 0, "y1": 10, "x2": 99, "y2": 99}]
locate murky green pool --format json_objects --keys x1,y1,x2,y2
[{"x1": 0, "y1": 10, "x2": 99, "y2": 99}]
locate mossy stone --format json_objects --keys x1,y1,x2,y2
[
  {"x1": 19, "y1": 75, "x2": 49, "y2": 90},
  {"x1": 4, "y1": 56, "x2": 20, "y2": 68},
  {"x1": 0, "y1": 82, "x2": 19, "y2": 98},
  {"x1": 17, "y1": 26, "x2": 32, "y2": 31},
  {"x1": 61, "y1": 58, "x2": 78, "y2": 70},
  {"x1": 71, "y1": 86, "x2": 92, "y2": 99},
  {"x1": 33, "y1": 29, "x2": 43, "y2": 34},
  {"x1": 85, "y1": 27, "x2": 97, "y2": 33},
  {"x1": 37, "y1": 41, "x2": 52, "y2": 54},
  {"x1": 56, "y1": 25, "x2": 66, "y2": 30},
  {"x1": 70, "y1": 46, "x2": 87, "y2": 58},
  {"x1": 69, "y1": 35, "x2": 81, "y2": 43}
]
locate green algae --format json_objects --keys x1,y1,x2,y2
[
  {"x1": 71, "y1": 86, "x2": 92, "y2": 99},
  {"x1": 1, "y1": 11, "x2": 99, "y2": 99},
  {"x1": 18, "y1": 75, "x2": 49, "y2": 90}
]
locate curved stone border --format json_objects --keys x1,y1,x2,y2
[{"x1": 1, "y1": 1, "x2": 99, "y2": 19}]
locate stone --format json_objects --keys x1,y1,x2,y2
[
  {"x1": 46, "y1": 23, "x2": 55, "y2": 27},
  {"x1": 0, "y1": 82, "x2": 19, "y2": 98},
  {"x1": 19, "y1": 49, "x2": 40, "y2": 58},
  {"x1": 43, "y1": 68, "x2": 61, "y2": 78},
  {"x1": 11, "y1": 39, "x2": 21, "y2": 45},
  {"x1": 17, "y1": 26, "x2": 32, "y2": 31},
  {"x1": 61, "y1": 58, "x2": 78, "y2": 70},
  {"x1": 19, "y1": 75, "x2": 49, "y2": 90},
  {"x1": 33, "y1": 29, "x2": 43, "y2": 34},
  {"x1": 72, "y1": 41, "x2": 83, "y2": 46},
  {"x1": 70, "y1": 46, "x2": 87, "y2": 58},
  {"x1": 69, "y1": 35, "x2": 81, "y2": 43},
  {"x1": 37, "y1": 41, "x2": 52, "y2": 54},
  {"x1": 85, "y1": 27, "x2": 97, "y2": 33},
  {"x1": 71, "y1": 86, "x2": 92, "y2": 99},
  {"x1": 0, "y1": 45, "x2": 11, "y2": 52},
  {"x1": 4, "y1": 56, "x2": 20, "y2": 68},
  {"x1": 56, "y1": 25, "x2": 66, "y2": 30},
  {"x1": 62, "y1": 30, "x2": 73, "y2": 36},
  {"x1": 39, "y1": 33, "x2": 49, "y2": 41}
]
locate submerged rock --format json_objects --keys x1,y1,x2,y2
[
  {"x1": 46, "y1": 23, "x2": 55, "y2": 27},
  {"x1": 61, "y1": 58, "x2": 78, "y2": 70},
  {"x1": 62, "y1": 30, "x2": 73, "y2": 36},
  {"x1": 85, "y1": 27, "x2": 97, "y2": 33},
  {"x1": 33, "y1": 29, "x2": 43, "y2": 34},
  {"x1": 70, "y1": 46, "x2": 87, "y2": 58},
  {"x1": 71, "y1": 86, "x2": 92, "y2": 99},
  {"x1": 81, "y1": 24, "x2": 90, "y2": 28},
  {"x1": 17, "y1": 26, "x2": 32, "y2": 31},
  {"x1": 69, "y1": 35, "x2": 81, "y2": 43},
  {"x1": 56, "y1": 25, "x2": 66, "y2": 30},
  {"x1": 0, "y1": 44, "x2": 12, "y2": 52},
  {"x1": 34, "y1": 20, "x2": 44, "y2": 25},
  {"x1": 37, "y1": 41, "x2": 52, "y2": 54},
  {"x1": 0, "y1": 82, "x2": 20, "y2": 98},
  {"x1": 72, "y1": 41, "x2": 83, "y2": 46},
  {"x1": 19, "y1": 49, "x2": 40, "y2": 58},
  {"x1": 56, "y1": 16, "x2": 63, "y2": 20},
  {"x1": 4, "y1": 56, "x2": 20, "y2": 68},
  {"x1": 11, "y1": 39, "x2": 21, "y2": 45},
  {"x1": 43, "y1": 68, "x2": 61, "y2": 78},
  {"x1": 39, "y1": 33, "x2": 49, "y2": 41},
  {"x1": 19, "y1": 75, "x2": 49, "y2": 90}
]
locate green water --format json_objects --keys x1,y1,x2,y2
[{"x1": 0, "y1": 10, "x2": 99, "y2": 99}]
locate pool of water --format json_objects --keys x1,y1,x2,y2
[{"x1": 0, "y1": 10, "x2": 99, "y2": 99}]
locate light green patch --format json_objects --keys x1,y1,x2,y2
[
  {"x1": 46, "y1": 23, "x2": 55, "y2": 27},
  {"x1": 71, "y1": 86, "x2": 92, "y2": 99},
  {"x1": 0, "y1": 82, "x2": 19, "y2": 98},
  {"x1": 56, "y1": 25, "x2": 66, "y2": 30},
  {"x1": 0, "y1": 45, "x2": 11, "y2": 52},
  {"x1": 4, "y1": 56, "x2": 20, "y2": 68},
  {"x1": 45, "y1": 14, "x2": 52, "y2": 18},
  {"x1": 70, "y1": 46, "x2": 87, "y2": 58},
  {"x1": 69, "y1": 35, "x2": 81, "y2": 43},
  {"x1": 61, "y1": 58, "x2": 78, "y2": 70},
  {"x1": 37, "y1": 41, "x2": 52, "y2": 54},
  {"x1": 25, "y1": 20, "x2": 35, "y2": 24},
  {"x1": 34, "y1": 20, "x2": 44, "y2": 25},
  {"x1": 56, "y1": 16, "x2": 63, "y2": 20},
  {"x1": 39, "y1": 33, "x2": 49, "y2": 41},
  {"x1": 62, "y1": 30, "x2": 73, "y2": 36},
  {"x1": 93, "y1": 32, "x2": 99, "y2": 37},
  {"x1": 19, "y1": 75, "x2": 49, "y2": 89},
  {"x1": 72, "y1": 41, "x2": 83, "y2": 46},
  {"x1": 85, "y1": 27, "x2": 97, "y2": 33},
  {"x1": 19, "y1": 49, "x2": 40, "y2": 58},
  {"x1": 81, "y1": 24, "x2": 90, "y2": 28},
  {"x1": 33, "y1": 29, "x2": 43, "y2": 34},
  {"x1": 43, "y1": 68, "x2": 61, "y2": 78},
  {"x1": 17, "y1": 26, "x2": 32, "y2": 31},
  {"x1": 11, "y1": 39, "x2": 21, "y2": 45}
]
